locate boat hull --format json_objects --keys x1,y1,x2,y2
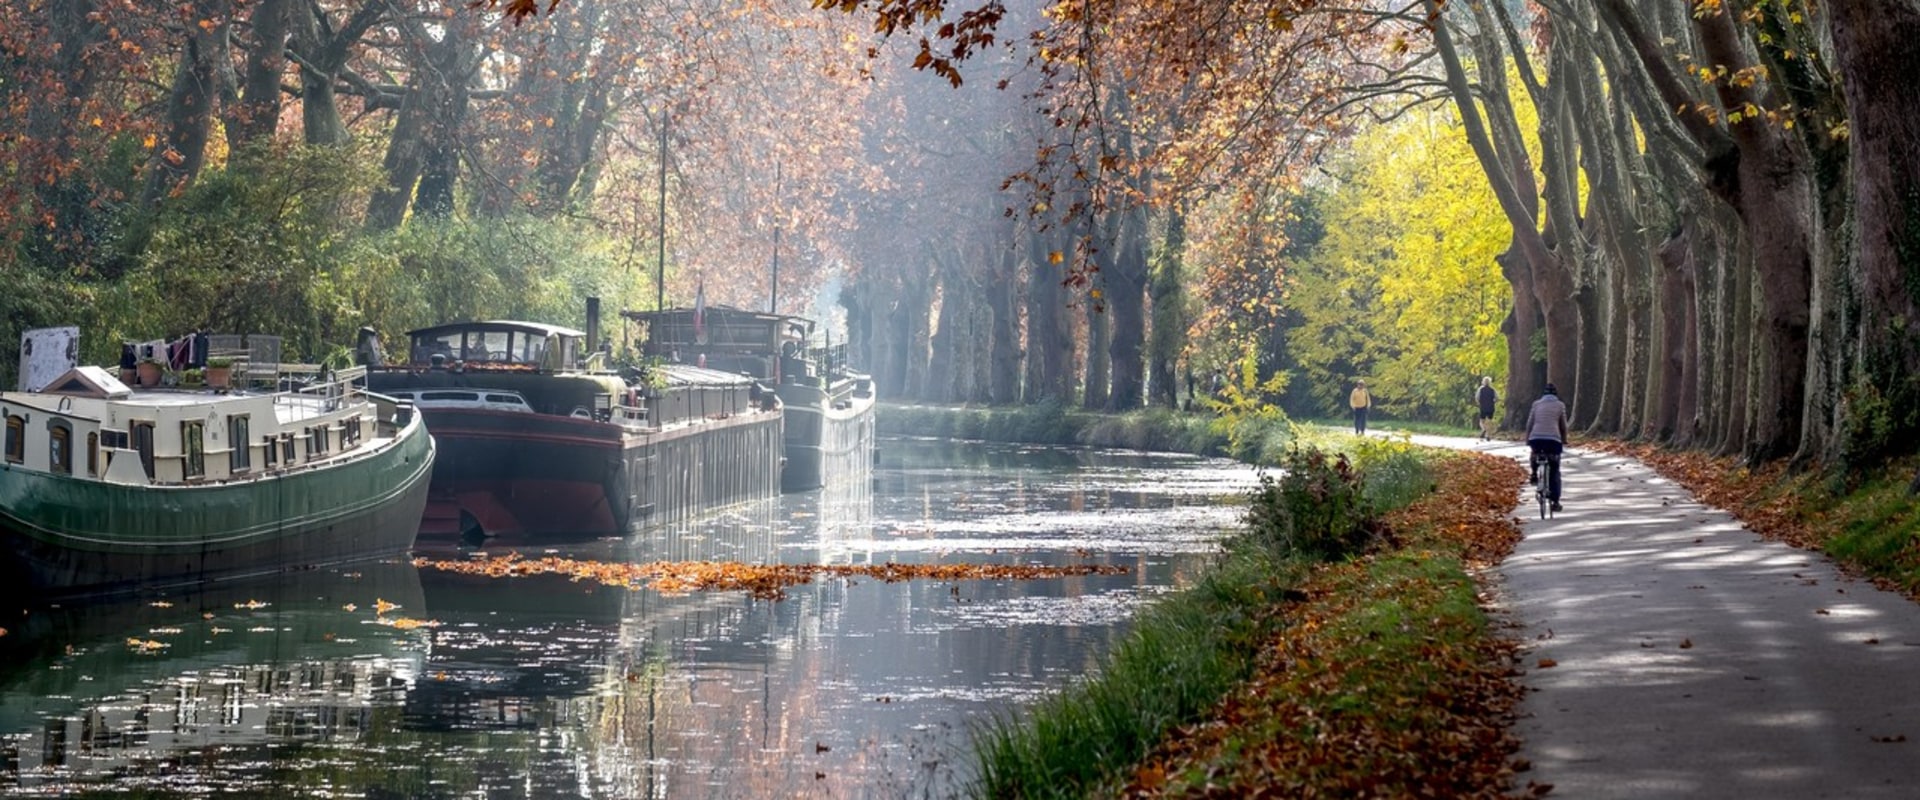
[
  {"x1": 0, "y1": 417, "x2": 434, "y2": 600},
  {"x1": 408, "y1": 405, "x2": 782, "y2": 541},
  {"x1": 776, "y1": 384, "x2": 877, "y2": 492}
]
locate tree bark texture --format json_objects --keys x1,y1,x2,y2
[{"x1": 1826, "y1": 0, "x2": 1920, "y2": 466}]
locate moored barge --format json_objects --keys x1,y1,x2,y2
[
  {"x1": 624, "y1": 305, "x2": 875, "y2": 492},
  {"x1": 0, "y1": 329, "x2": 434, "y2": 600},
  {"x1": 366, "y1": 305, "x2": 783, "y2": 542}
]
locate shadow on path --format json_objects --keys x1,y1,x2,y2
[{"x1": 1402, "y1": 434, "x2": 1920, "y2": 799}]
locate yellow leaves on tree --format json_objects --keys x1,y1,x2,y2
[{"x1": 1287, "y1": 101, "x2": 1517, "y2": 419}]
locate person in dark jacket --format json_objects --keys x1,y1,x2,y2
[{"x1": 1476, "y1": 376, "x2": 1498, "y2": 441}]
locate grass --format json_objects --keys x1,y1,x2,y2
[
  {"x1": 967, "y1": 439, "x2": 1490, "y2": 799},
  {"x1": 969, "y1": 544, "x2": 1310, "y2": 799},
  {"x1": 879, "y1": 401, "x2": 1450, "y2": 471},
  {"x1": 879, "y1": 400, "x2": 1296, "y2": 464},
  {"x1": 1110, "y1": 450, "x2": 1529, "y2": 798}
]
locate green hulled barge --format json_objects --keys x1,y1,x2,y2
[{"x1": 0, "y1": 332, "x2": 434, "y2": 600}]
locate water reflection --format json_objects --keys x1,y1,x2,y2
[{"x1": 0, "y1": 437, "x2": 1257, "y2": 798}]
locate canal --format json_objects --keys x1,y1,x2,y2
[{"x1": 0, "y1": 437, "x2": 1259, "y2": 798}]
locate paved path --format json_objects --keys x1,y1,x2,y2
[{"x1": 1403, "y1": 434, "x2": 1920, "y2": 798}]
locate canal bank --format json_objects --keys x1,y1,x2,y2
[{"x1": 885, "y1": 403, "x2": 1533, "y2": 797}]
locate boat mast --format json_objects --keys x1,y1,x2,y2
[
  {"x1": 656, "y1": 111, "x2": 669, "y2": 313},
  {"x1": 769, "y1": 160, "x2": 782, "y2": 315}
]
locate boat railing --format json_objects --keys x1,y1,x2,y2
[{"x1": 274, "y1": 365, "x2": 368, "y2": 416}]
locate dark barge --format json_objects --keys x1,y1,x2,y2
[
  {"x1": 365, "y1": 309, "x2": 782, "y2": 542},
  {"x1": 624, "y1": 305, "x2": 875, "y2": 492}
]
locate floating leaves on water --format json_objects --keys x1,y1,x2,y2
[
  {"x1": 148, "y1": 601, "x2": 173, "y2": 608},
  {"x1": 413, "y1": 553, "x2": 1129, "y2": 600},
  {"x1": 373, "y1": 599, "x2": 400, "y2": 614},
  {"x1": 374, "y1": 617, "x2": 441, "y2": 630},
  {"x1": 125, "y1": 638, "x2": 168, "y2": 652},
  {"x1": 0, "y1": 627, "x2": 7, "y2": 638},
  {"x1": 342, "y1": 603, "x2": 358, "y2": 612},
  {"x1": 149, "y1": 627, "x2": 183, "y2": 635},
  {"x1": 235, "y1": 600, "x2": 270, "y2": 610}
]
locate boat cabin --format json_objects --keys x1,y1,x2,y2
[
  {"x1": 624, "y1": 306, "x2": 814, "y2": 385},
  {"x1": 2, "y1": 365, "x2": 387, "y2": 487},
  {"x1": 402, "y1": 321, "x2": 588, "y2": 371}
]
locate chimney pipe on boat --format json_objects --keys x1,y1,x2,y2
[{"x1": 585, "y1": 296, "x2": 601, "y2": 368}]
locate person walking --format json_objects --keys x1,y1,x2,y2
[
  {"x1": 1476, "y1": 376, "x2": 1498, "y2": 441},
  {"x1": 1350, "y1": 379, "x2": 1372, "y2": 435},
  {"x1": 1527, "y1": 383, "x2": 1570, "y2": 511}
]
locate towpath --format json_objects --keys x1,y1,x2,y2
[{"x1": 1400, "y1": 434, "x2": 1920, "y2": 798}]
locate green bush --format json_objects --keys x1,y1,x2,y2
[{"x1": 1246, "y1": 446, "x2": 1378, "y2": 562}]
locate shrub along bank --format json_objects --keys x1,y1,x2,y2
[{"x1": 960, "y1": 416, "x2": 1530, "y2": 798}]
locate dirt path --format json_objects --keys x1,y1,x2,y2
[{"x1": 1406, "y1": 434, "x2": 1920, "y2": 798}]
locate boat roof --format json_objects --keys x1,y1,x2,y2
[
  {"x1": 405, "y1": 320, "x2": 586, "y2": 339},
  {"x1": 623, "y1": 305, "x2": 810, "y2": 328}
]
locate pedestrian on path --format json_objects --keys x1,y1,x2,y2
[
  {"x1": 1350, "y1": 379, "x2": 1371, "y2": 435},
  {"x1": 1476, "y1": 376, "x2": 1498, "y2": 440}
]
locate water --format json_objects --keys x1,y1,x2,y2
[{"x1": 0, "y1": 437, "x2": 1259, "y2": 798}]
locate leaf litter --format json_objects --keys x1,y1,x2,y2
[{"x1": 413, "y1": 553, "x2": 1128, "y2": 600}]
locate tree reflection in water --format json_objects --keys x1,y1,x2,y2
[{"x1": 0, "y1": 437, "x2": 1257, "y2": 797}]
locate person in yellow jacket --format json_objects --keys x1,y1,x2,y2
[{"x1": 1350, "y1": 379, "x2": 1371, "y2": 435}]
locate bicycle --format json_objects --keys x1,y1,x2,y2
[{"x1": 1530, "y1": 449, "x2": 1562, "y2": 519}]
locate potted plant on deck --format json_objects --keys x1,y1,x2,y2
[
  {"x1": 205, "y1": 356, "x2": 234, "y2": 390},
  {"x1": 136, "y1": 357, "x2": 164, "y2": 388}
]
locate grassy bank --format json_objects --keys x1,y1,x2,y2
[
  {"x1": 1603, "y1": 444, "x2": 1920, "y2": 599},
  {"x1": 968, "y1": 431, "x2": 1528, "y2": 797},
  {"x1": 879, "y1": 400, "x2": 1295, "y2": 465}
]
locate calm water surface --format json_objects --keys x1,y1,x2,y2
[{"x1": 0, "y1": 437, "x2": 1258, "y2": 798}]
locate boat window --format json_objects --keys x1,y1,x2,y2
[
  {"x1": 101, "y1": 429, "x2": 128, "y2": 449},
  {"x1": 229, "y1": 415, "x2": 251, "y2": 472},
  {"x1": 485, "y1": 394, "x2": 525, "y2": 405},
  {"x1": 343, "y1": 419, "x2": 360, "y2": 446},
  {"x1": 465, "y1": 330, "x2": 513, "y2": 362},
  {"x1": 3, "y1": 414, "x2": 21, "y2": 464},
  {"x1": 280, "y1": 433, "x2": 295, "y2": 464},
  {"x1": 182, "y1": 420, "x2": 204, "y2": 479},
  {"x1": 48, "y1": 424, "x2": 71, "y2": 474},
  {"x1": 264, "y1": 434, "x2": 278, "y2": 468},
  {"x1": 87, "y1": 432, "x2": 99, "y2": 476},
  {"x1": 132, "y1": 422, "x2": 155, "y2": 478},
  {"x1": 422, "y1": 391, "x2": 481, "y2": 402}
]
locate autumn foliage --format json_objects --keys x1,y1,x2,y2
[{"x1": 413, "y1": 552, "x2": 1127, "y2": 600}]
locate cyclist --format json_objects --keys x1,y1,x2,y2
[{"x1": 1526, "y1": 383, "x2": 1569, "y2": 512}]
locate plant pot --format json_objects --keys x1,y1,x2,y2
[
  {"x1": 136, "y1": 362, "x2": 162, "y2": 388},
  {"x1": 206, "y1": 365, "x2": 232, "y2": 390},
  {"x1": 119, "y1": 367, "x2": 137, "y2": 386}
]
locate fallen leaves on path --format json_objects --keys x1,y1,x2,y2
[
  {"x1": 413, "y1": 553, "x2": 1128, "y2": 600},
  {"x1": 1591, "y1": 441, "x2": 1920, "y2": 601},
  {"x1": 1591, "y1": 442, "x2": 1813, "y2": 549}
]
